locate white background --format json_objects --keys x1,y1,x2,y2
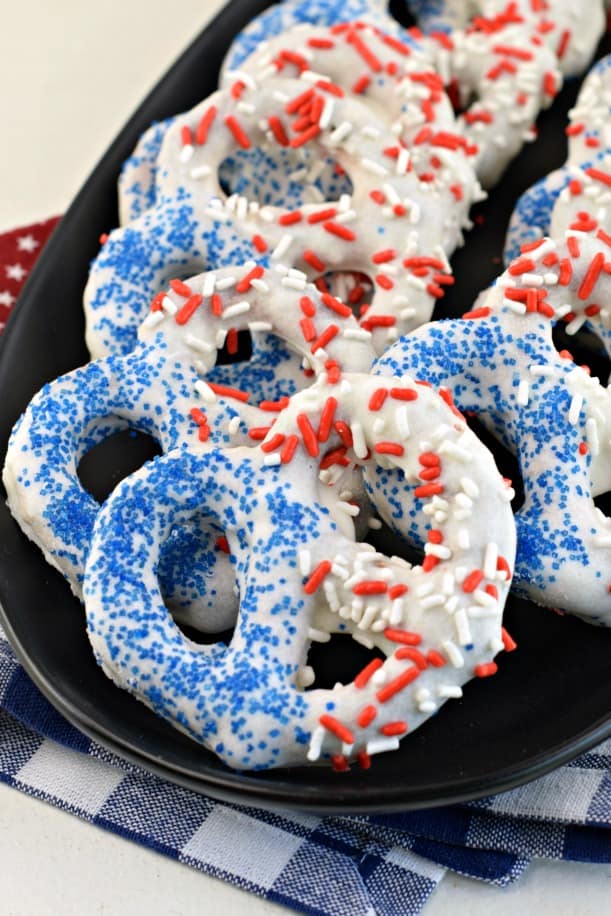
[{"x1": 1, "y1": 1, "x2": 610, "y2": 912}]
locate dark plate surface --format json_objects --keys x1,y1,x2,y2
[{"x1": 0, "y1": 2, "x2": 610, "y2": 813}]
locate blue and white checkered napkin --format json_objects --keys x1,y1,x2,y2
[{"x1": 0, "y1": 623, "x2": 610, "y2": 916}]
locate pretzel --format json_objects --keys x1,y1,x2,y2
[
  {"x1": 4, "y1": 266, "x2": 375, "y2": 630},
  {"x1": 84, "y1": 372, "x2": 516, "y2": 770},
  {"x1": 505, "y1": 55, "x2": 611, "y2": 263},
  {"x1": 435, "y1": 16, "x2": 561, "y2": 187},
  {"x1": 374, "y1": 233, "x2": 611, "y2": 622},
  {"x1": 406, "y1": 1, "x2": 604, "y2": 77},
  {"x1": 86, "y1": 75, "x2": 475, "y2": 361}
]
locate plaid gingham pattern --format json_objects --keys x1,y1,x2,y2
[{"x1": 0, "y1": 220, "x2": 610, "y2": 914}]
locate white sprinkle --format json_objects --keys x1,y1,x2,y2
[
  {"x1": 467, "y1": 605, "x2": 499, "y2": 618},
  {"x1": 186, "y1": 333, "x2": 214, "y2": 355},
  {"x1": 568, "y1": 394, "x2": 583, "y2": 425},
  {"x1": 420, "y1": 593, "x2": 446, "y2": 609},
  {"x1": 250, "y1": 278, "x2": 270, "y2": 293},
  {"x1": 161, "y1": 295, "x2": 177, "y2": 316},
  {"x1": 281, "y1": 275, "x2": 307, "y2": 291},
  {"x1": 460, "y1": 477, "x2": 480, "y2": 499},
  {"x1": 352, "y1": 631, "x2": 374, "y2": 650},
  {"x1": 395, "y1": 406, "x2": 410, "y2": 439},
  {"x1": 202, "y1": 273, "x2": 216, "y2": 297},
  {"x1": 457, "y1": 528, "x2": 470, "y2": 550},
  {"x1": 441, "y1": 639, "x2": 465, "y2": 668},
  {"x1": 504, "y1": 299, "x2": 527, "y2": 315},
  {"x1": 483, "y1": 543, "x2": 498, "y2": 580},
  {"x1": 445, "y1": 595, "x2": 459, "y2": 614},
  {"x1": 438, "y1": 440, "x2": 472, "y2": 462},
  {"x1": 437, "y1": 685, "x2": 463, "y2": 699},
  {"x1": 248, "y1": 321, "x2": 273, "y2": 332},
  {"x1": 351, "y1": 421, "x2": 367, "y2": 459},
  {"x1": 319, "y1": 96, "x2": 335, "y2": 130},
  {"x1": 190, "y1": 163, "x2": 211, "y2": 180},
  {"x1": 416, "y1": 581, "x2": 434, "y2": 598},
  {"x1": 425, "y1": 543, "x2": 453, "y2": 561},
  {"x1": 179, "y1": 143, "x2": 194, "y2": 163},
  {"x1": 566, "y1": 314, "x2": 587, "y2": 336},
  {"x1": 222, "y1": 300, "x2": 250, "y2": 320},
  {"x1": 397, "y1": 147, "x2": 410, "y2": 175},
  {"x1": 228, "y1": 415, "x2": 241, "y2": 436},
  {"x1": 586, "y1": 417, "x2": 600, "y2": 455},
  {"x1": 142, "y1": 311, "x2": 165, "y2": 329},
  {"x1": 454, "y1": 609, "x2": 472, "y2": 645},
  {"x1": 366, "y1": 737, "x2": 400, "y2": 756},
  {"x1": 263, "y1": 453, "x2": 281, "y2": 467},
  {"x1": 362, "y1": 157, "x2": 389, "y2": 177},
  {"x1": 307, "y1": 726, "x2": 325, "y2": 761},
  {"x1": 358, "y1": 606, "x2": 379, "y2": 631},
  {"x1": 271, "y1": 234, "x2": 294, "y2": 261},
  {"x1": 323, "y1": 579, "x2": 340, "y2": 612},
  {"x1": 329, "y1": 121, "x2": 352, "y2": 145},
  {"x1": 195, "y1": 380, "x2": 216, "y2": 404},
  {"x1": 215, "y1": 276, "x2": 236, "y2": 291},
  {"x1": 215, "y1": 329, "x2": 227, "y2": 349},
  {"x1": 517, "y1": 379, "x2": 529, "y2": 406},
  {"x1": 343, "y1": 328, "x2": 372, "y2": 341},
  {"x1": 529, "y1": 364, "x2": 555, "y2": 377},
  {"x1": 442, "y1": 573, "x2": 455, "y2": 595},
  {"x1": 308, "y1": 627, "x2": 330, "y2": 643},
  {"x1": 389, "y1": 598, "x2": 404, "y2": 625},
  {"x1": 296, "y1": 665, "x2": 315, "y2": 688}
]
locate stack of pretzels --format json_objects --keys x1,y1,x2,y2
[{"x1": 4, "y1": 0, "x2": 610, "y2": 772}]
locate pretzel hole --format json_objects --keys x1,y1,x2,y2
[
  {"x1": 594, "y1": 491, "x2": 611, "y2": 520},
  {"x1": 218, "y1": 149, "x2": 353, "y2": 207},
  {"x1": 78, "y1": 429, "x2": 161, "y2": 505},
  {"x1": 305, "y1": 633, "x2": 385, "y2": 691},
  {"x1": 216, "y1": 328, "x2": 253, "y2": 365},
  {"x1": 316, "y1": 271, "x2": 373, "y2": 318},
  {"x1": 387, "y1": 0, "x2": 417, "y2": 28},
  {"x1": 552, "y1": 323, "x2": 610, "y2": 386}
]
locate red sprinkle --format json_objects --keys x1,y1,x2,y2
[
  {"x1": 376, "y1": 667, "x2": 420, "y2": 703},
  {"x1": 368, "y1": 388, "x2": 389, "y2": 411},
  {"x1": 383, "y1": 628, "x2": 422, "y2": 646},
  {"x1": 475, "y1": 662, "x2": 498, "y2": 678},
  {"x1": 319, "y1": 714, "x2": 355, "y2": 745},
  {"x1": 462, "y1": 569, "x2": 484, "y2": 593},
  {"x1": 395, "y1": 647, "x2": 428, "y2": 669},
  {"x1": 195, "y1": 106, "x2": 217, "y2": 145},
  {"x1": 280, "y1": 435, "x2": 300, "y2": 464},
  {"x1": 380, "y1": 721, "x2": 408, "y2": 737},
  {"x1": 251, "y1": 234, "x2": 268, "y2": 253},
  {"x1": 208, "y1": 382, "x2": 250, "y2": 402},
  {"x1": 216, "y1": 536, "x2": 230, "y2": 554},
  {"x1": 268, "y1": 116, "x2": 289, "y2": 147},
  {"x1": 297, "y1": 413, "x2": 319, "y2": 457},
  {"x1": 303, "y1": 249, "x2": 326, "y2": 272},
  {"x1": 225, "y1": 115, "x2": 251, "y2": 149},
  {"x1": 357, "y1": 705, "x2": 377, "y2": 728},
  {"x1": 374, "y1": 442, "x2": 405, "y2": 456},
  {"x1": 323, "y1": 221, "x2": 357, "y2": 242},
  {"x1": 354, "y1": 658, "x2": 384, "y2": 689},
  {"x1": 426, "y1": 650, "x2": 446, "y2": 668},
  {"x1": 317, "y1": 397, "x2": 338, "y2": 442},
  {"x1": 304, "y1": 560, "x2": 332, "y2": 594},
  {"x1": 175, "y1": 293, "x2": 203, "y2": 325}
]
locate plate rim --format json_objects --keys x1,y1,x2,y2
[{"x1": 0, "y1": 0, "x2": 610, "y2": 814}]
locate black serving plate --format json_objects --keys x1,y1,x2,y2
[{"x1": 0, "y1": 1, "x2": 610, "y2": 813}]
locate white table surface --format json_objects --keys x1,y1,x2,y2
[{"x1": 1, "y1": 2, "x2": 609, "y2": 913}]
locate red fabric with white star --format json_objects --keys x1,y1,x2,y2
[{"x1": 0, "y1": 217, "x2": 61, "y2": 332}]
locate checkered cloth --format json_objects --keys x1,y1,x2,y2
[{"x1": 0, "y1": 220, "x2": 610, "y2": 915}]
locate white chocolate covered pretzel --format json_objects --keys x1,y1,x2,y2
[{"x1": 84, "y1": 372, "x2": 516, "y2": 770}]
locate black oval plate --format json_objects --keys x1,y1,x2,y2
[{"x1": 0, "y1": 1, "x2": 610, "y2": 814}]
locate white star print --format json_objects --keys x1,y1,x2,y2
[
  {"x1": 6, "y1": 263, "x2": 27, "y2": 282},
  {"x1": 0, "y1": 290, "x2": 15, "y2": 307},
  {"x1": 17, "y1": 234, "x2": 39, "y2": 253}
]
